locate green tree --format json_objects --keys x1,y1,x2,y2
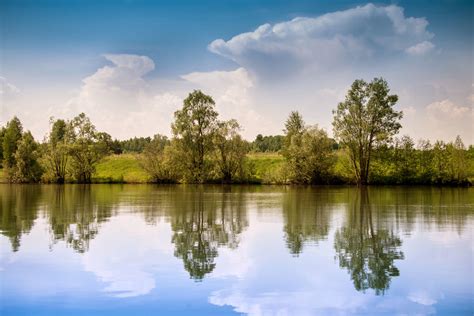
[
  {"x1": 432, "y1": 141, "x2": 448, "y2": 184},
  {"x1": 450, "y1": 136, "x2": 468, "y2": 183},
  {"x1": 393, "y1": 135, "x2": 416, "y2": 184},
  {"x1": 172, "y1": 90, "x2": 218, "y2": 183},
  {"x1": 283, "y1": 111, "x2": 305, "y2": 148},
  {"x1": 284, "y1": 125, "x2": 335, "y2": 184},
  {"x1": 68, "y1": 113, "x2": 109, "y2": 183},
  {"x1": 12, "y1": 131, "x2": 43, "y2": 183},
  {"x1": 140, "y1": 134, "x2": 176, "y2": 183},
  {"x1": 41, "y1": 118, "x2": 71, "y2": 183},
  {"x1": 0, "y1": 126, "x2": 5, "y2": 167},
  {"x1": 416, "y1": 139, "x2": 433, "y2": 184},
  {"x1": 2, "y1": 116, "x2": 23, "y2": 171},
  {"x1": 251, "y1": 134, "x2": 284, "y2": 152},
  {"x1": 332, "y1": 78, "x2": 402, "y2": 185},
  {"x1": 212, "y1": 119, "x2": 249, "y2": 183}
]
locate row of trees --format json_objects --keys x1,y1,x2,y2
[
  {"x1": 1, "y1": 78, "x2": 472, "y2": 184},
  {"x1": 1, "y1": 113, "x2": 110, "y2": 183}
]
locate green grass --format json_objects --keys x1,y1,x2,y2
[
  {"x1": 93, "y1": 154, "x2": 149, "y2": 183},
  {"x1": 92, "y1": 152, "x2": 286, "y2": 184},
  {"x1": 247, "y1": 152, "x2": 285, "y2": 182}
]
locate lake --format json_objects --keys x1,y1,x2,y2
[{"x1": 0, "y1": 185, "x2": 473, "y2": 315}]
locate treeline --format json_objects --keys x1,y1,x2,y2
[{"x1": 0, "y1": 78, "x2": 472, "y2": 185}]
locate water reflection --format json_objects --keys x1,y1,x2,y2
[
  {"x1": 45, "y1": 185, "x2": 114, "y2": 253},
  {"x1": 170, "y1": 187, "x2": 248, "y2": 280},
  {"x1": 334, "y1": 188, "x2": 404, "y2": 295},
  {"x1": 0, "y1": 185, "x2": 472, "y2": 315},
  {"x1": 282, "y1": 188, "x2": 334, "y2": 255},
  {"x1": 0, "y1": 185, "x2": 40, "y2": 251}
]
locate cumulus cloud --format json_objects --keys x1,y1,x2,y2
[
  {"x1": 209, "y1": 4, "x2": 434, "y2": 77},
  {"x1": 82, "y1": 215, "x2": 174, "y2": 298},
  {"x1": 63, "y1": 54, "x2": 182, "y2": 138},
  {"x1": 401, "y1": 99, "x2": 473, "y2": 143},
  {"x1": 405, "y1": 40, "x2": 435, "y2": 56},
  {"x1": 181, "y1": 68, "x2": 270, "y2": 138},
  {"x1": 426, "y1": 99, "x2": 471, "y2": 118}
]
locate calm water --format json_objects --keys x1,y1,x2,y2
[{"x1": 0, "y1": 185, "x2": 473, "y2": 315}]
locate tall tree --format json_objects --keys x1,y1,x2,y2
[
  {"x1": 12, "y1": 131, "x2": 43, "y2": 183},
  {"x1": 0, "y1": 127, "x2": 5, "y2": 167},
  {"x1": 41, "y1": 118, "x2": 71, "y2": 183},
  {"x1": 172, "y1": 90, "x2": 218, "y2": 183},
  {"x1": 140, "y1": 134, "x2": 176, "y2": 183},
  {"x1": 68, "y1": 113, "x2": 108, "y2": 183},
  {"x1": 333, "y1": 78, "x2": 402, "y2": 185},
  {"x1": 284, "y1": 124, "x2": 335, "y2": 184},
  {"x1": 2, "y1": 117, "x2": 23, "y2": 170},
  {"x1": 212, "y1": 119, "x2": 248, "y2": 183},
  {"x1": 283, "y1": 111, "x2": 305, "y2": 148}
]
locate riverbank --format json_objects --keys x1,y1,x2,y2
[{"x1": 1, "y1": 152, "x2": 472, "y2": 185}]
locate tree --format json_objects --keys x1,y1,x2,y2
[
  {"x1": 68, "y1": 113, "x2": 109, "y2": 183},
  {"x1": 12, "y1": 131, "x2": 43, "y2": 183},
  {"x1": 432, "y1": 141, "x2": 448, "y2": 184},
  {"x1": 283, "y1": 111, "x2": 305, "y2": 148},
  {"x1": 416, "y1": 139, "x2": 433, "y2": 184},
  {"x1": 333, "y1": 78, "x2": 402, "y2": 185},
  {"x1": 212, "y1": 119, "x2": 249, "y2": 183},
  {"x1": 284, "y1": 125, "x2": 335, "y2": 184},
  {"x1": 2, "y1": 117, "x2": 23, "y2": 170},
  {"x1": 140, "y1": 134, "x2": 176, "y2": 183},
  {"x1": 447, "y1": 135, "x2": 468, "y2": 184},
  {"x1": 172, "y1": 90, "x2": 218, "y2": 183},
  {"x1": 393, "y1": 135, "x2": 416, "y2": 184},
  {"x1": 41, "y1": 118, "x2": 71, "y2": 183},
  {"x1": 251, "y1": 134, "x2": 284, "y2": 152},
  {"x1": 0, "y1": 126, "x2": 5, "y2": 167}
]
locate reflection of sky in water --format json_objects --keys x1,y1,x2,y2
[{"x1": 0, "y1": 186, "x2": 472, "y2": 315}]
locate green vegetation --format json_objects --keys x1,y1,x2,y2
[
  {"x1": 1, "y1": 80, "x2": 473, "y2": 185},
  {"x1": 94, "y1": 154, "x2": 149, "y2": 183}
]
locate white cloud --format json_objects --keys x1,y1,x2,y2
[
  {"x1": 401, "y1": 99, "x2": 473, "y2": 143},
  {"x1": 209, "y1": 4, "x2": 434, "y2": 77},
  {"x1": 426, "y1": 99, "x2": 471, "y2": 119},
  {"x1": 181, "y1": 68, "x2": 271, "y2": 138},
  {"x1": 82, "y1": 214, "x2": 174, "y2": 298},
  {"x1": 63, "y1": 54, "x2": 182, "y2": 139},
  {"x1": 406, "y1": 41, "x2": 435, "y2": 56},
  {"x1": 408, "y1": 291, "x2": 438, "y2": 306},
  {"x1": 0, "y1": 77, "x2": 20, "y2": 97}
]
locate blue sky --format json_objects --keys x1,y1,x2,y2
[{"x1": 0, "y1": 0, "x2": 472, "y2": 142}]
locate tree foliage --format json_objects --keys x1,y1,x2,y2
[
  {"x1": 212, "y1": 119, "x2": 249, "y2": 183},
  {"x1": 12, "y1": 131, "x2": 43, "y2": 183},
  {"x1": 41, "y1": 118, "x2": 71, "y2": 183},
  {"x1": 172, "y1": 90, "x2": 218, "y2": 183},
  {"x1": 333, "y1": 78, "x2": 402, "y2": 185},
  {"x1": 2, "y1": 117, "x2": 23, "y2": 171},
  {"x1": 283, "y1": 112, "x2": 335, "y2": 184},
  {"x1": 67, "y1": 113, "x2": 109, "y2": 183}
]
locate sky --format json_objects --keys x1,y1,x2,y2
[{"x1": 0, "y1": 0, "x2": 473, "y2": 143}]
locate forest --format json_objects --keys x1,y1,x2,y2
[{"x1": 1, "y1": 78, "x2": 472, "y2": 185}]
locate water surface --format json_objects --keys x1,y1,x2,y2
[{"x1": 0, "y1": 185, "x2": 473, "y2": 315}]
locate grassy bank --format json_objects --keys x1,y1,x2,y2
[
  {"x1": 92, "y1": 152, "x2": 285, "y2": 183},
  {"x1": 93, "y1": 154, "x2": 149, "y2": 183}
]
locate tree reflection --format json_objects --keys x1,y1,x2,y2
[
  {"x1": 334, "y1": 188, "x2": 404, "y2": 295},
  {"x1": 282, "y1": 187, "x2": 333, "y2": 256},
  {"x1": 170, "y1": 186, "x2": 248, "y2": 280},
  {"x1": 0, "y1": 185, "x2": 41, "y2": 251},
  {"x1": 45, "y1": 185, "x2": 114, "y2": 253}
]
